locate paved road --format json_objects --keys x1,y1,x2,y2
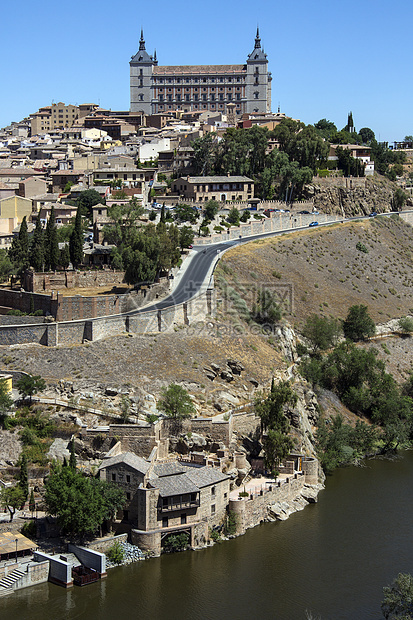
[{"x1": 121, "y1": 210, "x2": 404, "y2": 316}]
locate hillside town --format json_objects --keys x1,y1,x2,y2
[{"x1": 1, "y1": 29, "x2": 413, "y2": 614}]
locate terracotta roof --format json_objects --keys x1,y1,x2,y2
[{"x1": 154, "y1": 64, "x2": 245, "y2": 75}]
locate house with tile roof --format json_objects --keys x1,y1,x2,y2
[{"x1": 98, "y1": 452, "x2": 230, "y2": 555}]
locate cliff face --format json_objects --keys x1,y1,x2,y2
[{"x1": 304, "y1": 177, "x2": 413, "y2": 217}]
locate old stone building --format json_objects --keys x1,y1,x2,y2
[
  {"x1": 172, "y1": 175, "x2": 255, "y2": 202},
  {"x1": 98, "y1": 452, "x2": 230, "y2": 555},
  {"x1": 130, "y1": 29, "x2": 271, "y2": 116}
]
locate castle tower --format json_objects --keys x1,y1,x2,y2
[
  {"x1": 245, "y1": 28, "x2": 271, "y2": 114},
  {"x1": 130, "y1": 29, "x2": 156, "y2": 114}
]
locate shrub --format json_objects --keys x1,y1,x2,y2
[
  {"x1": 163, "y1": 532, "x2": 189, "y2": 552},
  {"x1": 356, "y1": 241, "x2": 368, "y2": 253},
  {"x1": 106, "y1": 541, "x2": 124, "y2": 565},
  {"x1": 210, "y1": 530, "x2": 221, "y2": 543},
  {"x1": 224, "y1": 510, "x2": 238, "y2": 536},
  {"x1": 398, "y1": 316, "x2": 413, "y2": 334},
  {"x1": 21, "y1": 520, "x2": 37, "y2": 539}
]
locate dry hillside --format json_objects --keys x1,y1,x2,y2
[{"x1": 216, "y1": 215, "x2": 413, "y2": 329}]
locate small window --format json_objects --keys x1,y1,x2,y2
[
  {"x1": 211, "y1": 486, "x2": 216, "y2": 497},
  {"x1": 162, "y1": 517, "x2": 168, "y2": 528},
  {"x1": 224, "y1": 492, "x2": 228, "y2": 499},
  {"x1": 211, "y1": 504, "x2": 216, "y2": 514},
  {"x1": 126, "y1": 492, "x2": 131, "y2": 500},
  {"x1": 181, "y1": 514, "x2": 187, "y2": 525},
  {"x1": 111, "y1": 473, "x2": 116, "y2": 481}
]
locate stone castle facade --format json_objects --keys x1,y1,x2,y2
[{"x1": 130, "y1": 29, "x2": 272, "y2": 116}]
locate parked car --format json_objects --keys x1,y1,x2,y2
[
  {"x1": 309, "y1": 221, "x2": 319, "y2": 227},
  {"x1": 369, "y1": 212, "x2": 377, "y2": 217},
  {"x1": 298, "y1": 210, "x2": 311, "y2": 214}
]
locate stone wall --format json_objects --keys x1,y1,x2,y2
[
  {"x1": 0, "y1": 560, "x2": 49, "y2": 591},
  {"x1": 232, "y1": 411, "x2": 260, "y2": 437},
  {"x1": 0, "y1": 287, "x2": 216, "y2": 347},
  {"x1": 161, "y1": 416, "x2": 231, "y2": 446},
  {"x1": 87, "y1": 533, "x2": 128, "y2": 554},
  {"x1": 229, "y1": 475, "x2": 306, "y2": 535},
  {"x1": 23, "y1": 269, "x2": 126, "y2": 293}
]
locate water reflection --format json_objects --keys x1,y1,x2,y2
[{"x1": 1, "y1": 453, "x2": 413, "y2": 619}]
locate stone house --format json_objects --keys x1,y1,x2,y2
[
  {"x1": 172, "y1": 175, "x2": 254, "y2": 203},
  {"x1": 98, "y1": 452, "x2": 230, "y2": 555}
]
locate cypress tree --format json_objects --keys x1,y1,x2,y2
[
  {"x1": 9, "y1": 216, "x2": 29, "y2": 273},
  {"x1": 29, "y1": 489, "x2": 35, "y2": 514},
  {"x1": 30, "y1": 215, "x2": 45, "y2": 272},
  {"x1": 19, "y1": 453, "x2": 29, "y2": 501},
  {"x1": 69, "y1": 207, "x2": 84, "y2": 268},
  {"x1": 60, "y1": 244, "x2": 70, "y2": 270},
  {"x1": 69, "y1": 439, "x2": 77, "y2": 470},
  {"x1": 44, "y1": 207, "x2": 59, "y2": 271}
]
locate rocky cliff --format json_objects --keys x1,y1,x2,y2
[{"x1": 305, "y1": 177, "x2": 413, "y2": 217}]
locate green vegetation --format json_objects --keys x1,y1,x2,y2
[
  {"x1": 224, "y1": 510, "x2": 238, "y2": 536},
  {"x1": 399, "y1": 316, "x2": 413, "y2": 334},
  {"x1": 0, "y1": 377, "x2": 13, "y2": 428},
  {"x1": 356, "y1": 241, "x2": 368, "y2": 253},
  {"x1": 158, "y1": 384, "x2": 195, "y2": 419},
  {"x1": 21, "y1": 519, "x2": 37, "y2": 538},
  {"x1": 342, "y1": 304, "x2": 376, "y2": 341},
  {"x1": 251, "y1": 289, "x2": 282, "y2": 326},
  {"x1": 106, "y1": 541, "x2": 125, "y2": 564},
  {"x1": 0, "y1": 485, "x2": 26, "y2": 521},
  {"x1": 316, "y1": 415, "x2": 377, "y2": 473},
  {"x1": 163, "y1": 532, "x2": 189, "y2": 552},
  {"x1": 255, "y1": 380, "x2": 296, "y2": 477},
  {"x1": 302, "y1": 314, "x2": 341, "y2": 353},
  {"x1": 45, "y1": 463, "x2": 125, "y2": 538},
  {"x1": 16, "y1": 374, "x2": 46, "y2": 403},
  {"x1": 381, "y1": 573, "x2": 413, "y2": 619}
]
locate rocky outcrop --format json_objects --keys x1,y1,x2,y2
[{"x1": 305, "y1": 177, "x2": 413, "y2": 217}]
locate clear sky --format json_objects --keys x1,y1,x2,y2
[{"x1": 1, "y1": 0, "x2": 411, "y2": 143}]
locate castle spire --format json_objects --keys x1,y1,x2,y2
[
  {"x1": 154, "y1": 49, "x2": 157, "y2": 62},
  {"x1": 139, "y1": 28, "x2": 146, "y2": 51},
  {"x1": 254, "y1": 27, "x2": 261, "y2": 49}
]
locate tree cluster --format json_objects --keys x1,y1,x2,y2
[
  {"x1": 255, "y1": 380, "x2": 297, "y2": 477},
  {"x1": 45, "y1": 462, "x2": 125, "y2": 538}
]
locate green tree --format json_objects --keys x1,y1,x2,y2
[
  {"x1": 263, "y1": 428, "x2": 294, "y2": 478},
  {"x1": 314, "y1": 118, "x2": 337, "y2": 141},
  {"x1": 119, "y1": 395, "x2": 131, "y2": 423},
  {"x1": 399, "y1": 316, "x2": 413, "y2": 334},
  {"x1": 255, "y1": 380, "x2": 297, "y2": 433},
  {"x1": 19, "y1": 453, "x2": 29, "y2": 500},
  {"x1": 179, "y1": 225, "x2": 194, "y2": 250},
  {"x1": 251, "y1": 289, "x2": 282, "y2": 326},
  {"x1": 302, "y1": 314, "x2": 341, "y2": 353},
  {"x1": 203, "y1": 200, "x2": 220, "y2": 221},
  {"x1": 30, "y1": 216, "x2": 45, "y2": 272},
  {"x1": 343, "y1": 304, "x2": 376, "y2": 341},
  {"x1": 44, "y1": 206, "x2": 59, "y2": 271},
  {"x1": 174, "y1": 204, "x2": 199, "y2": 224},
  {"x1": 59, "y1": 244, "x2": 70, "y2": 269},
  {"x1": 393, "y1": 188, "x2": 407, "y2": 211},
  {"x1": 29, "y1": 489, "x2": 35, "y2": 515},
  {"x1": 158, "y1": 384, "x2": 195, "y2": 419},
  {"x1": 191, "y1": 133, "x2": 216, "y2": 175},
  {"x1": 44, "y1": 464, "x2": 125, "y2": 538},
  {"x1": 16, "y1": 374, "x2": 46, "y2": 403},
  {"x1": 358, "y1": 127, "x2": 375, "y2": 144},
  {"x1": 76, "y1": 189, "x2": 103, "y2": 217},
  {"x1": 227, "y1": 206, "x2": 240, "y2": 226},
  {"x1": 0, "y1": 377, "x2": 13, "y2": 428},
  {"x1": 9, "y1": 216, "x2": 30, "y2": 274},
  {"x1": 381, "y1": 572, "x2": 413, "y2": 619},
  {"x1": 0, "y1": 249, "x2": 14, "y2": 282},
  {"x1": 69, "y1": 438, "x2": 77, "y2": 470},
  {"x1": 0, "y1": 485, "x2": 26, "y2": 521},
  {"x1": 69, "y1": 207, "x2": 84, "y2": 268}
]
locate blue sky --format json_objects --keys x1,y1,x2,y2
[{"x1": 1, "y1": 0, "x2": 411, "y2": 143}]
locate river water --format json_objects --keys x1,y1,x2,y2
[{"x1": 2, "y1": 451, "x2": 413, "y2": 620}]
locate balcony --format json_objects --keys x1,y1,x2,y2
[{"x1": 160, "y1": 499, "x2": 200, "y2": 513}]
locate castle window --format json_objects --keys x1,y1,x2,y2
[
  {"x1": 168, "y1": 88, "x2": 172, "y2": 92},
  {"x1": 168, "y1": 78, "x2": 172, "y2": 83},
  {"x1": 254, "y1": 92, "x2": 259, "y2": 99},
  {"x1": 211, "y1": 78, "x2": 215, "y2": 83},
  {"x1": 176, "y1": 78, "x2": 181, "y2": 83},
  {"x1": 140, "y1": 69, "x2": 143, "y2": 76},
  {"x1": 194, "y1": 78, "x2": 198, "y2": 83},
  {"x1": 159, "y1": 78, "x2": 163, "y2": 83},
  {"x1": 228, "y1": 77, "x2": 232, "y2": 82},
  {"x1": 186, "y1": 78, "x2": 190, "y2": 83}
]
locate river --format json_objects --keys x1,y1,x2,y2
[{"x1": 2, "y1": 451, "x2": 413, "y2": 620}]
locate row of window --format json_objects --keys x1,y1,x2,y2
[
  {"x1": 158, "y1": 94, "x2": 241, "y2": 102},
  {"x1": 157, "y1": 86, "x2": 242, "y2": 92},
  {"x1": 157, "y1": 103, "x2": 242, "y2": 111},
  {"x1": 154, "y1": 76, "x2": 244, "y2": 84}
]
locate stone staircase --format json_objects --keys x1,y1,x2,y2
[{"x1": 0, "y1": 568, "x2": 25, "y2": 596}]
